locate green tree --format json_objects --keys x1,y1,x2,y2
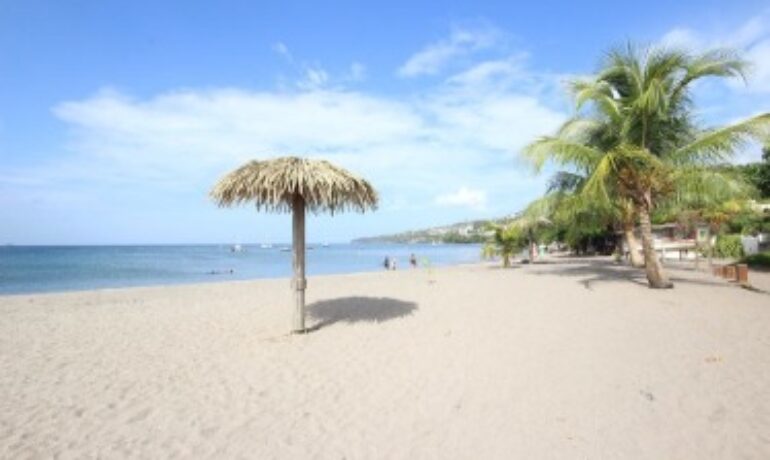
[
  {"x1": 526, "y1": 44, "x2": 770, "y2": 288},
  {"x1": 741, "y1": 145, "x2": 770, "y2": 198},
  {"x1": 482, "y1": 224, "x2": 526, "y2": 268},
  {"x1": 540, "y1": 170, "x2": 643, "y2": 265}
]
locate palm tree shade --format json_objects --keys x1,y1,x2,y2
[{"x1": 211, "y1": 157, "x2": 378, "y2": 332}]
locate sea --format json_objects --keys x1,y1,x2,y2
[{"x1": 0, "y1": 243, "x2": 482, "y2": 295}]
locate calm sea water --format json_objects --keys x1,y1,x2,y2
[{"x1": 0, "y1": 244, "x2": 482, "y2": 295}]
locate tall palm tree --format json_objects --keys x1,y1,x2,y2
[{"x1": 526, "y1": 44, "x2": 770, "y2": 288}]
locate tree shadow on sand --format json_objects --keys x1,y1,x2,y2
[
  {"x1": 306, "y1": 296, "x2": 418, "y2": 332},
  {"x1": 527, "y1": 258, "x2": 761, "y2": 292}
]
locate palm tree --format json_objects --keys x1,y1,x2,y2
[
  {"x1": 482, "y1": 224, "x2": 526, "y2": 268},
  {"x1": 211, "y1": 157, "x2": 378, "y2": 333},
  {"x1": 526, "y1": 44, "x2": 770, "y2": 288}
]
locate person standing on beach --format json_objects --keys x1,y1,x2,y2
[
  {"x1": 410, "y1": 253, "x2": 417, "y2": 268},
  {"x1": 383, "y1": 256, "x2": 391, "y2": 270}
]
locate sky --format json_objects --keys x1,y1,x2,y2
[{"x1": 1, "y1": 0, "x2": 769, "y2": 245}]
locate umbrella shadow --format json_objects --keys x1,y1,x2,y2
[{"x1": 306, "y1": 296, "x2": 418, "y2": 332}]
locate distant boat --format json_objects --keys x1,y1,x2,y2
[
  {"x1": 321, "y1": 242, "x2": 330, "y2": 248},
  {"x1": 280, "y1": 247, "x2": 291, "y2": 252},
  {"x1": 260, "y1": 243, "x2": 273, "y2": 249},
  {"x1": 231, "y1": 244, "x2": 243, "y2": 252}
]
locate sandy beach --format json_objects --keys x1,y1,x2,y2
[{"x1": 2, "y1": 258, "x2": 769, "y2": 459}]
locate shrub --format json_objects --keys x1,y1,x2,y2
[
  {"x1": 742, "y1": 252, "x2": 770, "y2": 268},
  {"x1": 713, "y1": 234, "x2": 744, "y2": 258}
]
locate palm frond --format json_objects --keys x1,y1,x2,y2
[
  {"x1": 547, "y1": 171, "x2": 585, "y2": 193},
  {"x1": 669, "y1": 166, "x2": 756, "y2": 207},
  {"x1": 681, "y1": 49, "x2": 747, "y2": 88},
  {"x1": 581, "y1": 150, "x2": 617, "y2": 205},
  {"x1": 668, "y1": 113, "x2": 770, "y2": 165},
  {"x1": 523, "y1": 137, "x2": 605, "y2": 172}
]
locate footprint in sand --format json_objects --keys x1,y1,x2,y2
[{"x1": 127, "y1": 408, "x2": 152, "y2": 423}]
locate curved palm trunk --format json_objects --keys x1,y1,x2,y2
[
  {"x1": 638, "y1": 204, "x2": 673, "y2": 289},
  {"x1": 292, "y1": 195, "x2": 307, "y2": 332},
  {"x1": 623, "y1": 223, "x2": 644, "y2": 268}
]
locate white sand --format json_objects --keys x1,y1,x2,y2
[{"x1": 1, "y1": 259, "x2": 769, "y2": 459}]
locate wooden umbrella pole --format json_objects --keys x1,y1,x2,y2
[{"x1": 292, "y1": 194, "x2": 307, "y2": 333}]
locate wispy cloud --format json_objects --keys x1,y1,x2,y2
[
  {"x1": 435, "y1": 186, "x2": 487, "y2": 209},
  {"x1": 272, "y1": 42, "x2": 363, "y2": 90},
  {"x1": 660, "y1": 11, "x2": 770, "y2": 93},
  {"x1": 397, "y1": 26, "x2": 501, "y2": 78},
  {"x1": 346, "y1": 62, "x2": 367, "y2": 82},
  {"x1": 297, "y1": 66, "x2": 330, "y2": 89},
  {"x1": 272, "y1": 41, "x2": 293, "y2": 62}
]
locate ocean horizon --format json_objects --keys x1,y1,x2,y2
[{"x1": 0, "y1": 243, "x2": 482, "y2": 295}]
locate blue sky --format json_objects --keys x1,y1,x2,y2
[{"x1": 1, "y1": 0, "x2": 769, "y2": 244}]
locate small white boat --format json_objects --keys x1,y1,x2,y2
[
  {"x1": 260, "y1": 243, "x2": 273, "y2": 249},
  {"x1": 231, "y1": 244, "x2": 243, "y2": 252}
]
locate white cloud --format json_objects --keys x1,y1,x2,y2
[
  {"x1": 659, "y1": 11, "x2": 770, "y2": 93},
  {"x1": 745, "y1": 39, "x2": 770, "y2": 92},
  {"x1": 660, "y1": 28, "x2": 702, "y2": 50},
  {"x1": 435, "y1": 186, "x2": 487, "y2": 209},
  {"x1": 42, "y1": 82, "x2": 562, "y2": 199},
  {"x1": 297, "y1": 66, "x2": 329, "y2": 89},
  {"x1": 447, "y1": 54, "x2": 527, "y2": 87},
  {"x1": 36, "y1": 68, "x2": 562, "y2": 215},
  {"x1": 397, "y1": 27, "x2": 501, "y2": 77},
  {"x1": 272, "y1": 41, "x2": 358, "y2": 90}
]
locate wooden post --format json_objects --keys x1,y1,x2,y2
[
  {"x1": 724, "y1": 265, "x2": 736, "y2": 281},
  {"x1": 736, "y1": 264, "x2": 749, "y2": 285},
  {"x1": 292, "y1": 195, "x2": 306, "y2": 333}
]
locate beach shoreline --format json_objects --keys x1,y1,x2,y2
[{"x1": 2, "y1": 257, "x2": 769, "y2": 458}]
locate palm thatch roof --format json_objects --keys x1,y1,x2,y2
[{"x1": 210, "y1": 156, "x2": 378, "y2": 214}]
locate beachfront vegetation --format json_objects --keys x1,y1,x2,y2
[
  {"x1": 732, "y1": 145, "x2": 770, "y2": 198},
  {"x1": 524, "y1": 44, "x2": 770, "y2": 288},
  {"x1": 714, "y1": 234, "x2": 745, "y2": 258},
  {"x1": 482, "y1": 224, "x2": 526, "y2": 268},
  {"x1": 742, "y1": 251, "x2": 770, "y2": 269}
]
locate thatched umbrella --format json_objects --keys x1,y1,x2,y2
[{"x1": 210, "y1": 157, "x2": 378, "y2": 333}]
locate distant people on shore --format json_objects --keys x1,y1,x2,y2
[
  {"x1": 383, "y1": 256, "x2": 397, "y2": 270},
  {"x1": 410, "y1": 253, "x2": 417, "y2": 268}
]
